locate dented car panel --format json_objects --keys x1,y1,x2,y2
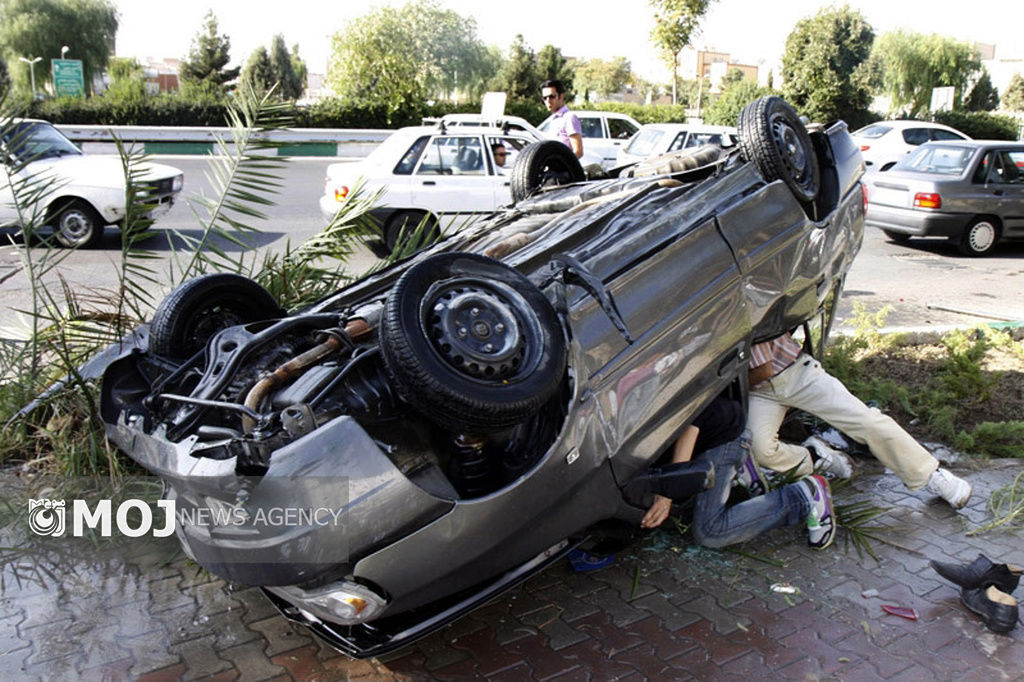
[{"x1": 99, "y1": 101, "x2": 864, "y2": 657}]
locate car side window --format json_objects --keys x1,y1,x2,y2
[
  {"x1": 990, "y1": 151, "x2": 1023, "y2": 184},
  {"x1": 902, "y1": 128, "x2": 931, "y2": 146},
  {"x1": 415, "y1": 136, "x2": 484, "y2": 176},
  {"x1": 607, "y1": 118, "x2": 638, "y2": 140},
  {"x1": 394, "y1": 136, "x2": 430, "y2": 175},
  {"x1": 931, "y1": 129, "x2": 965, "y2": 141},
  {"x1": 579, "y1": 117, "x2": 603, "y2": 139},
  {"x1": 668, "y1": 133, "x2": 687, "y2": 152}
]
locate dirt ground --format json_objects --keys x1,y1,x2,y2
[{"x1": 854, "y1": 340, "x2": 1024, "y2": 445}]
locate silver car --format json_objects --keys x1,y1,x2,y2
[{"x1": 865, "y1": 140, "x2": 1024, "y2": 256}]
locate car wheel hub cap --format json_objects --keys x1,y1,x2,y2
[
  {"x1": 969, "y1": 223, "x2": 995, "y2": 252},
  {"x1": 773, "y1": 119, "x2": 807, "y2": 181},
  {"x1": 430, "y1": 287, "x2": 524, "y2": 379},
  {"x1": 61, "y1": 211, "x2": 90, "y2": 239}
]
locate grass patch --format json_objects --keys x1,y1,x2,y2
[{"x1": 824, "y1": 304, "x2": 1024, "y2": 459}]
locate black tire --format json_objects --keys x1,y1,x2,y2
[
  {"x1": 50, "y1": 199, "x2": 105, "y2": 248},
  {"x1": 149, "y1": 273, "x2": 285, "y2": 359},
  {"x1": 384, "y1": 210, "x2": 440, "y2": 253},
  {"x1": 509, "y1": 140, "x2": 585, "y2": 203},
  {"x1": 380, "y1": 252, "x2": 567, "y2": 433},
  {"x1": 957, "y1": 217, "x2": 1000, "y2": 257},
  {"x1": 738, "y1": 96, "x2": 820, "y2": 202},
  {"x1": 883, "y1": 230, "x2": 912, "y2": 244}
]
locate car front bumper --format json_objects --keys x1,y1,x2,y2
[{"x1": 865, "y1": 203, "x2": 970, "y2": 237}]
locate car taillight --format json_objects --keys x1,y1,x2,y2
[
  {"x1": 862, "y1": 183, "x2": 869, "y2": 210},
  {"x1": 334, "y1": 185, "x2": 349, "y2": 202},
  {"x1": 913, "y1": 192, "x2": 941, "y2": 209},
  {"x1": 859, "y1": 145, "x2": 870, "y2": 152}
]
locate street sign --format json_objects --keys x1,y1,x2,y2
[
  {"x1": 52, "y1": 59, "x2": 85, "y2": 97},
  {"x1": 930, "y1": 86, "x2": 955, "y2": 113}
]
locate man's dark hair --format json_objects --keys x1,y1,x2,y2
[{"x1": 540, "y1": 79, "x2": 565, "y2": 94}]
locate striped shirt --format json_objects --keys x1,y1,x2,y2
[{"x1": 750, "y1": 333, "x2": 803, "y2": 377}]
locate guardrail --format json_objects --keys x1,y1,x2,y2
[{"x1": 55, "y1": 124, "x2": 393, "y2": 158}]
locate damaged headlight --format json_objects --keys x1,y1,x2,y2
[{"x1": 268, "y1": 580, "x2": 388, "y2": 625}]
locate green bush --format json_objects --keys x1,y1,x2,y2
[{"x1": 933, "y1": 110, "x2": 1019, "y2": 140}]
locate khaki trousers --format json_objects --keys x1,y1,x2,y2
[{"x1": 747, "y1": 353, "x2": 938, "y2": 490}]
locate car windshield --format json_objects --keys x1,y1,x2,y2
[
  {"x1": 626, "y1": 128, "x2": 667, "y2": 157},
  {"x1": 895, "y1": 145, "x2": 974, "y2": 175},
  {"x1": 853, "y1": 124, "x2": 892, "y2": 139},
  {"x1": 2, "y1": 121, "x2": 82, "y2": 162}
]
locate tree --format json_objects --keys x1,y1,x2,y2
[
  {"x1": 179, "y1": 10, "x2": 240, "y2": 94},
  {"x1": 781, "y1": 6, "x2": 874, "y2": 125},
  {"x1": 0, "y1": 54, "x2": 9, "y2": 98},
  {"x1": 574, "y1": 57, "x2": 631, "y2": 101},
  {"x1": 269, "y1": 35, "x2": 302, "y2": 100},
  {"x1": 1004, "y1": 73, "x2": 1024, "y2": 112},
  {"x1": 721, "y1": 67, "x2": 745, "y2": 88},
  {"x1": 0, "y1": 0, "x2": 117, "y2": 95},
  {"x1": 105, "y1": 56, "x2": 146, "y2": 100},
  {"x1": 239, "y1": 47, "x2": 273, "y2": 96},
  {"x1": 490, "y1": 35, "x2": 539, "y2": 103},
  {"x1": 703, "y1": 79, "x2": 772, "y2": 125},
  {"x1": 538, "y1": 44, "x2": 573, "y2": 94},
  {"x1": 869, "y1": 31, "x2": 980, "y2": 117},
  {"x1": 290, "y1": 43, "x2": 308, "y2": 96},
  {"x1": 649, "y1": 0, "x2": 716, "y2": 105},
  {"x1": 328, "y1": 0, "x2": 491, "y2": 109},
  {"x1": 964, "y1": 68, "x2": 998, "y2": 112}
]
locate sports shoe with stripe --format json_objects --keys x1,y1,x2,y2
[{"x1": 803, "y1": 474, "x2": 835, "y2": 550}]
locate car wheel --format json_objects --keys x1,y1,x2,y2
[
  {"x1": 384, "y1": 210, "x2": 439, "y2": 253},
  {"x1": 51, "y1": 200, "x2": 105, "y2": 248},
  {"x1": 957, "y1": 217, "x2": 1000, "y2": 257},
  {"x1": 883, "y1": 230, "x2": 912, "y2": 244},
  {"x1": 738, "y1": 96, "x2": 820, "y2": 202},
  {"x1": 149, "y1": 273, "x2": 285, "y2": 359},
  {"x1": 510, "y1": 140, "x2": 585, "y2": 203},
  {"x1": 380, "y1": 252, "x2": 567, "y2": 433}
]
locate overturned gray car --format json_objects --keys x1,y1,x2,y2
[{"x1": 98, "y1": 98, "x2": 865, "y2": 657}]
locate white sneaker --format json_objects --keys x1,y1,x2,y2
[
  {"x1": 803, "y1": 435, "x2": 853, "y2": 479},
  {"x1": 927, "y1": 468, "x2": 972, "y2": 509}
]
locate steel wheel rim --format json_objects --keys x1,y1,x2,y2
[{"x1": 59, "y1": 209, "x2": 92, "y2": 242}]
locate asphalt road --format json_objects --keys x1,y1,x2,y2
[{"x1": 1, "y1": 157, "x2": 1023, "y2": 336}]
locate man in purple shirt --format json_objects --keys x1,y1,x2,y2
[{"x1": 541, "y1": 79, "x2": 583, "y2": 158}]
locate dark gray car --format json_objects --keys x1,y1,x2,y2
[
  {"x1": 865, "y1": 140, "x2": 1024, "y2": 256},
  {"x1": 97, "y1": 97, "x2": 865, "y2": 657}
]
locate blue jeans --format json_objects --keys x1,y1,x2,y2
[{"x1": 692, "y1": 434, "x2": 811, "y2": 548}]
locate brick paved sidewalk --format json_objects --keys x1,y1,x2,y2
[{"x1": 2, "y1": 457, "x2": 1021, "y2": 681}]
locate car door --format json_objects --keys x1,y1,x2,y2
[
  {"x1": 408, "y1": 135, "x2": 498, "y2": 225},
  {"x1": 562, "y1": 185, "x2": 748, "y2": 477},
  {"x1": 605, "y1": 116, "x2": 639, "y2": 163},
  {"x1": 980, "y1": 148, "x2": 1024, "y2": 237}
]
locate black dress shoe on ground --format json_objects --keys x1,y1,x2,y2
[
  {"x1": 931, "y1": 553, "x2": 1022, "y2": 593},
  {"x1": 961, "y1": 585, "x2": 1019, "y2": 634}
]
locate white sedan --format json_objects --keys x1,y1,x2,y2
[
  {"x1": 320, "y1": 126, "x2": 538, "y2": 251},
  {"x1": 537, "y1": 110, "x2": 641, "y2": 169},
  {"x1": 616, "y1": 123, "x2": 738, "y2": 166},
  {"x1": 0, "y1": 119, "x2": 183, "y2": 247},
  {"x1": 852, "y1": 120, "x2": 970, "y2": 172}
]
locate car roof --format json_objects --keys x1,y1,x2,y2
[
  {"x1": 394, "y1": 125, "x2": 532, "y2": 137},
  {"x1": 919, "y1": 139, "x2": 1024, "y2": 149},
  {"x1": 854, "y1": 120, "x2": 963, "y2": 133}
]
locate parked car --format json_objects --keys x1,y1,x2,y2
[
  {"x1": 852, "y1": 120, "x2": 970, "y2": 172},
  {"x1": 98, "y1": 97, "x2": 865, "y2": 658},
  {"x1": 319, "y1": 125, "x2": 590, "y2": 252},
  {"x1": 537, "y1": 110, "x2": 641, "y2": 168},
  {"x1": 865, "y1": 139, "x2": 1024, "y2": 256},
  {"x1": 0, "y1": 119, "x2": 183, "y2": 247},
  {"x1": 428, "y1": 112, "x2": 606, "y2": 169},
  {"x1": 616, "y1": 123, "x2": 739, "y2": 166}
]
